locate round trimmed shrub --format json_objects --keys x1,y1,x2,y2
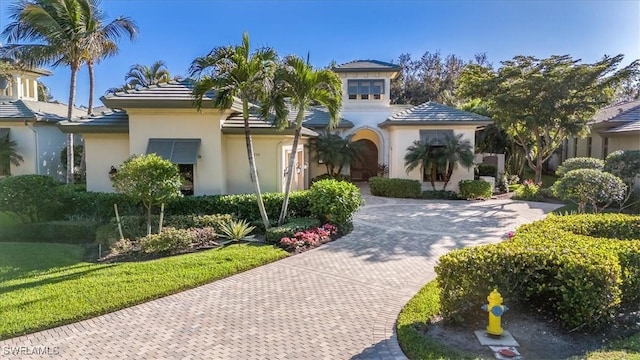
[
  {"x1": 308, "y1": 179, "x2": 361, "y2": 230},
  {"x1": 556, "y1": 157, "x2": 604, "y2": 177},
  {"x1": 553, "y1": 169, "x2": 626, "y2": 213},
  {"x1": 139, "y1": 227, "x2": 192, "y2": 253},
  {"x1": 605, "y1": 150, "x2": 640, "y2": 183},
  {"x1": 0, "y1": 175, "x2": 61, "y2": 222}
]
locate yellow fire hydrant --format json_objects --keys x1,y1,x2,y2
[{"x1": 481, "y1": 289, "x2": 509, "y2": 337}]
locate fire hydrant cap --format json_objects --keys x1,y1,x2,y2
[{"x1": 488, "y1": 289, "x2": 503, "y2": 303}]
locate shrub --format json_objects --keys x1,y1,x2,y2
[
  {"x1": 604, "y1": 150, "x2": 640, "y2": 183},
  {"x1": 110, "y1": 214, "x2": 233, "y2": 240},
  {"x1": 265, "y1": 218, "x2": 321, "y2": 244},
  {"x1": 556, "y1": 157, "x2": 604, "y2": 177},
  {"x1": 368, "y1": 177, "x2": 421, "y2": 198},
  {"x1": 513, "y1": 179, "x2": 543, "y2": 201},
  {"x1": 310, "y1": 173, "x2": 352, "y2": 184},
  {"x1": 189, "y1": 227, "x2": 218, "y2": 247},
  {"x1": 420, "y1": 190, "x2": 462, "y2": 200},
  {"x1": 436, "y1": 214, "x2": 640, "y2": 330},
  {"x1": 217, "y1": 219, "x2": 255, "y2": 242},
  {"x1": 0, "y1": 175, "x2": 61, "y2": 222},
  {"x1": 553, "y1": 169, "x2": 627, "y2": 213},
  {"x1": 279, "y1": 223, "x2": 338, "y2": 253},
  {"x1": 308, "y1": 179, "x2": 361, "y2": 230},
  {"x1": 476, "y1": 163, "x2": 498, "y2": 177},
  {"x1": 139, "y1": 227, "x2": 193, "y2": 253},
  {"x1": 0, "y1": 220, "x2": 98, "y2": 244},
  {"x1": 458, "y1": 180, "x2": 492, "y2": 200}
]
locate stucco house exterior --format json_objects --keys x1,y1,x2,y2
[
  {"x1": 0, "y1": 65, "x2": 82, "y2": 179},
  {"x1": 60, "y1": 59, "x2": 492, "y2": 195},
  {"x1": 560, "y1": 99, "x2": 640, "y2": 162}
]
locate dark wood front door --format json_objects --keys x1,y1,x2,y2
[{"x1": 351, "y1": 139, "x2": 378, "y2": 181}]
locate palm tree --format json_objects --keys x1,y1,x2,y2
[
  {"x1": 439, "y1": 133, "x2": 475, "y2": 190},
  {"x1": 2, "y1": 0, "x2": 135, "y2": 184},
  {"x1": 84, "y1": 11, "x2": 137, "y2": 115},
  {"x1": 264, "y1": 55, "x2": 342, "y2": 225},
  {"x1": 404, "y1": 140, "x2": 440, "y2": 190},
  {"x1": 189, "y1": 32, "x2": 277, "y2": 230},
  {"x1": 0, "y1": 133, "x2": 23, "y2": 175},
  {"x1": 312, "y1": 132, "x2": 366, "y2": 176},
  {"x1": 125, "y1": 60, "x2": 171, "y2": 89}
]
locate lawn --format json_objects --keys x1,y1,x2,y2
[{"x1": 0, "y1": 242, "x2": 288, "y2": 340}]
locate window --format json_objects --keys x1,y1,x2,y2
[
  {"x1": 587, "y1": 137, "x2": 592, "y2": 157},
  {"x1": 419, "y1": 130, "x2": 453, "y2": 182},
  {"x1": 573, "y1": 138, "x2": 578, "y2": 157},
  {"x1": 146, "y1": 139, "x2": 201, "y2": 196},
  {"x1": 603, "y1": 137, "x2": 609, "y2": 158},
  {"x1": 347, "y1": 79, "x2": 385, "y2": 100}
]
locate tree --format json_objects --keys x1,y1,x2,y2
[
  {"x1": 125, "y1": 60, "x2": 171, "y2": 89},
  {"x1": 83, "y1": 8, "x2": 137, "y2": 115},
  {"x1": 112, "y1": 154, "x2": 182, "y2": 235},
  {"x1": 0, "y1": 133, "x2": 23, "y2": 175},
  {"x1": 264, "y1": 54, "x2": 342, "y2": 225},
  {"x1": 37, "y1": 80, "x2": 53, "y2": 101},
  {"x1": 2, "y1": 0, "x2": 135, "y2": 185},
  {"x1": 553, "y1": 169, "x2": 626, "y2": 213},
  {"x1": 439, "y1": 133, "x2": 475, "y2": 190},
  {"x1": 311, "y1": 132, "x2": 365, "y2": 176},
  {"x1": 404, "y1": 139, "x2": 440, "y2": 190},
  {"x1": 458, "y1": 54, "x2": 639, "y2": 183},
  {"x1": 189, "y1": 32, "x2": 277, "y2": 230}
]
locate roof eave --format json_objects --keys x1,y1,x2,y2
[
  {"x1": 56, "y1": 122, "x2": 128, "y2": 134},
  {"x1": 222, "y1": 127, "x2": 318, "y2": 137},
  {"x1": 378, "y1": 120, "x2": 493, "y2": 128}
]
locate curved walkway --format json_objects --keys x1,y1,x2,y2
[{"x1": 0, "y1": 195, "x2": 560, "y2": 359}]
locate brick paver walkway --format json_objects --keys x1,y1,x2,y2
[{"x1": 0, "y1": 194, "x2": 560, "y2": 359}]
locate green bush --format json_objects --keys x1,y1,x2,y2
[
  {"x1": 513, "y1": 179, "x2": 543, "y2": 201},
  {"x1": 0, "y1": 220, "x2": 99, "y2": 244},
  {"x1": 139, "y1": 227, "x2": 193, "y2": 253},
  {"x1": 553, "y1": 169, "x2": 627, "y2": 213},
  {"x1": 420, "y1": 190, "x2": 462, "y2": 200},
  {"x1": 110, "y1": 214, "x2": 234, "y2": 240},
  {"x1": 435, "y1": 214, "x2": 640, "y2": 330},
  {"x1": 310, "y1": 173, "x2": 352, "y2": 184},
  {"x1": 458, "y1": 180, "x2": 492, "y2": 199},
  {"x1": 368, "y1": 177, "x2": 421, "y2": 198},
  {"x1": 308, "y1": 179, "x2": 361, "y2": 230},
  {"x1": 264, "y1": 218, "x2": 321, "y2": 244},
  {"x1": 476, "y1": 163, "x2": 497, "y2": 177},
  {"x1": 556, "y1": 157, "x2": 604, "y2": 177},
  {"x1": 0, "y1": 175, "x2": 61, "y2": 222},
  {"x1": 604, "y1": 150, "x2": 640, "y2": 183}
]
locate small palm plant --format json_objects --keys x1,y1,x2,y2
[
  {"x1": 218, "y1": 219, "x2": 256, "y2": 244},
  {"x1": 0, "y1": 133, "x2": 23, "y2": 175}
]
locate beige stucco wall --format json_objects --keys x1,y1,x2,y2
[
  {"x1": 338, "y1": 71, "x2": 393, "y2": 109},
  {"x1": 5, "y1": 122, "x2": 37, "y2": 176},
  {"x1": 4, "y1": 122, "x2": 67, "y2": 179},
  {"x1": 84, "y1": 133, "x2": 129, "y2": 192},
  {"x1": 35, "y1": 124, "x2": 67, "y2": 180},
  {"x1": 608, "y1": 134, "x2": 640, "y2": 153},
  {"x1": 224, "y1": 134, "x2": 304, "y2": 194},
  {"x1": 126, "y1": 108, "x2": 228, "y2": 196},
  {"x1": 388, "y1": 125, "x2": 477, "y2": 192},
  {"x1": 566, "y1": 132, "x2": 639, "y2": 162}
]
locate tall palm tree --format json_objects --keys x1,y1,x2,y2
[
  {"x1": 264, "y1": 55, "x2": 342, "y2": 225},
  {"x1": 312, "y1": 132, "x2": 366, "y2": 176},
  {"x1": 2, "y1": 0, "x2": 135, "y2": 184},
  {"x1": 84, "y1": 10, "x2": 137, "y2": 115},
  {"x1": 189, "y1": 33, "x2": 277, "y2": 230},
  {"x1": 439, "y1": 133, "x2": 474, "y2": 190},
  {"x1": 125, "y1": 60, "x2": 171, "y2": 89},
  {"x1": 0, "y1": 133, "x2": 23, "y2": 175},
  {"x1": 404, "y1": 140, "x2": 440, "y2": 190}
]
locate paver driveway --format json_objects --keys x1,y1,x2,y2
[{"x1": 0, "y1": 194, "x2": 560, "y2": 359}]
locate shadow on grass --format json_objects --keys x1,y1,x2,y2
[{"x1": 0, "y1": 265, "x2": 114, "y2": 294}]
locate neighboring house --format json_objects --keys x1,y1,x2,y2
[
  {"x1": 561, "y1": 99, "x2": 640, "y2": 163},
  {"x1": 0, "y1": 66, "x2": 82, "y2": 179},
  {"x1": 60, "y1": 59, "x2": 492, "y2": 195}
]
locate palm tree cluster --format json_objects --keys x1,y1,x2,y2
[
  {"x1": 0, "y1": 133, "x2": 23, "y2": 176},
  {"x1": 404, "y1": 133, "x2": 474, "y2": 190},
  {"x1": 106, "y1": 60, "x2": 174, "y2": 94},
  {"x1": 1, "y1": 0, "x2": 138, "y2": 184},
  {"x1": 311, "y1": 133, "x2": 365, "y2": 177}
]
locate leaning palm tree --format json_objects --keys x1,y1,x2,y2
[
  {"x1": 439, "y1": 133, "x2": 475, "y2": 190},
  {"x1": 189, "y1": 33, "x2": 277, "y2": 230},
  {"x1": 2, "y1": 0, "x2": 134, "y2": 184},
  {"x1": 404, "y1": 140, "x2": 440, "y2": 190},
  {"x1": 125, "y1": 60, "x2": 171, "y2": 89},
  {"x1": 0, "y1": 133, "x2": 23, "y2": 175},
  {"x1": 264, "y1": 55, "x2": 342, "y2": 225}
]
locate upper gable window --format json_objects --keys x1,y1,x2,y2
[{"x1": 347, "y1": 80, "x2": 385, "y2": 100}]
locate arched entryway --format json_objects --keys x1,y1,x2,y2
[{"x1": 351, "y1": 139, "x2": 378, "y2": 181}]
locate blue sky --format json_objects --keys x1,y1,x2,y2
[{"x1": 1, "y1": 0, "x2": 638, "y2": 108}]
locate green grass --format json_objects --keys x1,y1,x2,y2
[
  {"x1": 397, "y1": 281, "x2": 473, "y2": 359},
  {"x1": 0, "y1": 242, "x2": 288, "y2": 340},
  {"x1": 399, "y1": 280, "x2": 640, "y2": 359},
  {"x1": 522, "y1": 168, "x2": 558, "y2": 188}
]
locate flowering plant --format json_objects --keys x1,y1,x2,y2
[
  {"x1": 279, "y1": 223, "x2": 338, "y2": 253},
  {"x1": 502, "y1": 231, "x2": 516, "y2": 240}
]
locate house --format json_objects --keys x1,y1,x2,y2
[
  {"x1": 561, "y1": 99, "x2": 640, "y2": 162},
  {"x1": 0, "y1": 65, "x2": 82, "y2": 179},
  {"x1": 59, "y1": 60, "x2": 491, "y2": 194}
]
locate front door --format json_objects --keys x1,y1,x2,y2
[
  {"x1": 283, "y1": 149, "x2": 305, "y2": 192},
  {"x1": 351, "y1": 139, "x2": 378, "y2": 181}
]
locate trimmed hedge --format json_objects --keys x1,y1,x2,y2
[
  {"x1": 435, "y1": 213, "x2": 640, "y2": 330},
  {"x1": 369, "y1": 177, "x2": 421, "y2": 198},
  {"x1": 421, "y1": 190, "x2": 462, "y2": 200},
  {"x1": 0, "y1": 175, "x2": 61, "y2": 222},
  {"x1": 476, "y1": 163, "x2": 498, "y2": 177},
  {"x1": 264, "y1": 218, "x2": 321, "y2": 244},
  {"x1": 0, "y1": 221, "x2": 99, "y2": 244},
  {"x1": 556, "y1": 157, "x2": 604, "y2": 177},
  {"x1": 458, "y1": 180, "x2": 492, "y2": 199}
]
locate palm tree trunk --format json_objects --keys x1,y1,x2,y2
[
  {"x1": 278, "y1": 125, "x2": 302, "y2": 226},
  {"x1": 66, "y1": 65, "x2": 78, "y2": 185},
  {"x1": 243, "y1": 100, "x2": 270, "y2": 230},
  {"x1": 87, "y1": 61, "x2": 95, "y2": 115}
]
